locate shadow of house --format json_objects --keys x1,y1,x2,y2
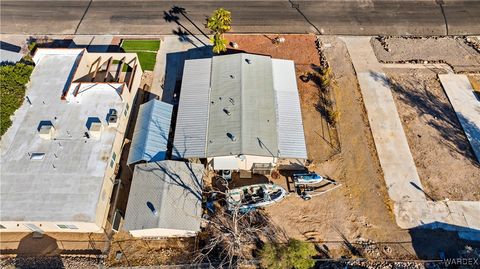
[
  {"x1": 0, "y1": 41, "x2": 21, "y2": 53},
  {"x1": 163, "y1": 47, "x2": 212, "y2": 105},
  {"x1": 27, "y1": 37, "x2": 122, "y2": 53},
  {"x1": 12, "y1": 233, "x2": 64, "y2": 269},
  {"x1": 409, "y1": 222, "x2": 480, "y2": 260}
]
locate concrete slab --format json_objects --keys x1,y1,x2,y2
[{"x1": 439, "y1": 74, "x2": 480, "y2": 162}]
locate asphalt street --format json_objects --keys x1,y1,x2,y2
[{"x1": 1, "y1": 0, "x2": 479, "y2": 36}]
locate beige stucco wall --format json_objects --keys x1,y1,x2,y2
[
  {"x1": 209, "y1": 155, "x2": 277, "y2": 170},
  {"x1": 94, "y1": 61, "x2": 142, "y2": 231},
  {"x1": 0, "y1": 221, "x2": 103, "y2": 233},
  {"x1": 129, "y1": 228, "x2": 197, "y2": 238}
]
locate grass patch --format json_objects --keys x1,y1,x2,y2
[
  {"x1": 121, "y1": 40, "x2": 160, "y2": 71},
  {"x1": 121, "y1": 40, "x2": 160, "y2": 51},
  {"x1": 0, "y1": 62, "x2": 34, "y2": 137},
  {"x1": 133, "y1": 52, "x2": 157, "y2": 71}
]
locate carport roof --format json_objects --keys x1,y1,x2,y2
[
  {"x1": 127, "y1": 99, "x2": 173, "y2": 165},
  {"x1": 124, "y1": 161, "x2": 204, "y2": 232}
]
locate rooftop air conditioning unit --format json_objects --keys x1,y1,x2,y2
[{"x1": 108, "y1": 109, "x2": 118, "y2": 126}]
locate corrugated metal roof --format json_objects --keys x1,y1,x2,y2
[
  {"x1": 207, "y1": 54, "x2": 277, "y2": 157},
  {"x1": 173, "y1": 58, "x2": 212, "y2": 158},
  {"x1": 240, "y1": 54, "x2": 278, "y2": 157},
  {"x1": 124, "y1": 161, "x2": 203, "y2": 232},
  {"x1": 272, "y1": 59, "x2": 307, "y2": 158},
  {"x1": 207, "y1": 54, "x2": 242, "y2": 156},
  {"x1": 127, "y1": 100, "x2": 173, "y2": 165},
  {"x1": 174, "y1": 54, "x2": 307, "y2": 160}
]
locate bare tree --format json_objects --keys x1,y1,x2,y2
[{"x1": 194, "y1": 178, "x2": 286, "y2": 268}]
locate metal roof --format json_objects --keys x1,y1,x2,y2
[
  {"x1": 123, "y1": 161, "x2": 203, "y2": 232},
  {"x1": 173, "y1": 58, "x2": 212, "y2": 158},
  {"x1": 207, "y1": 54, "x2": 278, "y2": 157},
  {"x1": 272, "y1": 59, "x2": 308, "y2": 158},
  {"x1": 174, "y1": 54, "x2": 307, "y2": 160},
  {"x1": 127, "y1": 99, "x2": 173, "y2": 165}
]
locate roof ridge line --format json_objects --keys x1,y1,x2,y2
[
  {"x1": 204, "y1": 58, "x2": 214, "y2": 157},
  {"x1": 240, "y1": 54, "x2": 245, "y2": 155}
]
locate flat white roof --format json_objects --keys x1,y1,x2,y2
[{"x1": 0, "y1": 52, "x2": 124, "y2": 223}]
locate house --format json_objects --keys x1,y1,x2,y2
[
  {"x1": 0, "y1": 42, "x2": 23, "y2": 64},
  {"x1": 0, "y1": 48, "x2": 143, "y2": 233},
  {"x1": 123, "y1": 161, "x2": 204, "y2": 238},
  {"x1": 173, "y1": 53, "x2": 307, "y2": 173},
  {"x1": 127, "y1": 99, "x2": 173, "y2": 165}
]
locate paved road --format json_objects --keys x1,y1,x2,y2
[{"x1": 1, "y1": 0, "x2": 479, "y2": 36}]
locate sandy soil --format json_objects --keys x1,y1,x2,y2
[
  {"x1": 371, "y1": 37, "x2": 480, "y2": 73},
  {"x1": 105, "y1": 232, "x2": 194, "y2": 267},
  {"x1": 386, "y1": 69, "x2": 480, "y2": 201},
  {"x1": 316, "y1": 36, "x2": 410, "y2": 243}
]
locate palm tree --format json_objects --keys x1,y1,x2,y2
[{"x1": 207, "y1": 8, "x2": 232, "y2": 54}]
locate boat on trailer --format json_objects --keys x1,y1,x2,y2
[
  {"x1": 292, "y1": 172, "x2": 325, "y2": 185},
  {"x1": 292, "y1": 172, "x2": 341, "y2": 200},
  {"x1": 226, "y1": 183, "x2": 287, "y2": 211}
]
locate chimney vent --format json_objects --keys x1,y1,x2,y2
[{"x1": 227, "y1": 132, "x2": 237, "y2": 142}]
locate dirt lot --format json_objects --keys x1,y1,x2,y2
[
  {"x1": 386, "y1": 69, "x2": 480, "y2": 201},
  {"x1": 371, "y1": 36, "x2": 480, "y2": 73},
  {"x1": 225, "y1": 34, "x2": 414, "y2": 255},
  {"x1": 105, "y1": 232, "x2": 195, "y2": 267}
]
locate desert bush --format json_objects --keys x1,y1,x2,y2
[
  {"x1": 326, "y1": 109, "x2": 340, "y2": 126},
  {"x1": 0, "y1": 62, "x2": 34, "y2": 136},
  {"x1": 260, "y1": 239, "x2": 316, "y2": 269}
]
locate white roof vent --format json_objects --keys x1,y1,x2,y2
[
  {"x1": 223, "y1": 108, "x2": 231, "y2": 116},
  {"x1": 227, "y1": 132, "x2": 237, "y2": 142},
  {"x1": 38, "y1": 123, "x2": 55, "y2": 140}
]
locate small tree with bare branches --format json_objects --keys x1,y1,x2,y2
[{"x1": 194, "y1": 178, "x2": 284, "y2": 268}]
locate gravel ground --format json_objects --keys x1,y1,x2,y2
[
  {"x1": 0, "y1": 255, "x2": 104, "y2": 269},
  {"x1": 371, "y1": 36, "x2": 480, "y2": 73}
]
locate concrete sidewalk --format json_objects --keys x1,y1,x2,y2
[
  {"x1": 68, "y1": 35, "x2": 113, "y2": 52},
  {"x1": 439, "y1": 74, "x2": 480, "y2": 162},
  {"x1": 341, "y1": 36, "x2": 480, "y2": 239}
]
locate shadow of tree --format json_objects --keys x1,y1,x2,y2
[
  {"x1": 369, "y1": 71, "x2": 479, "y2": 167},
  {"x1": 163, "y1": 8, "x2": 207, "y2": 47}
]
